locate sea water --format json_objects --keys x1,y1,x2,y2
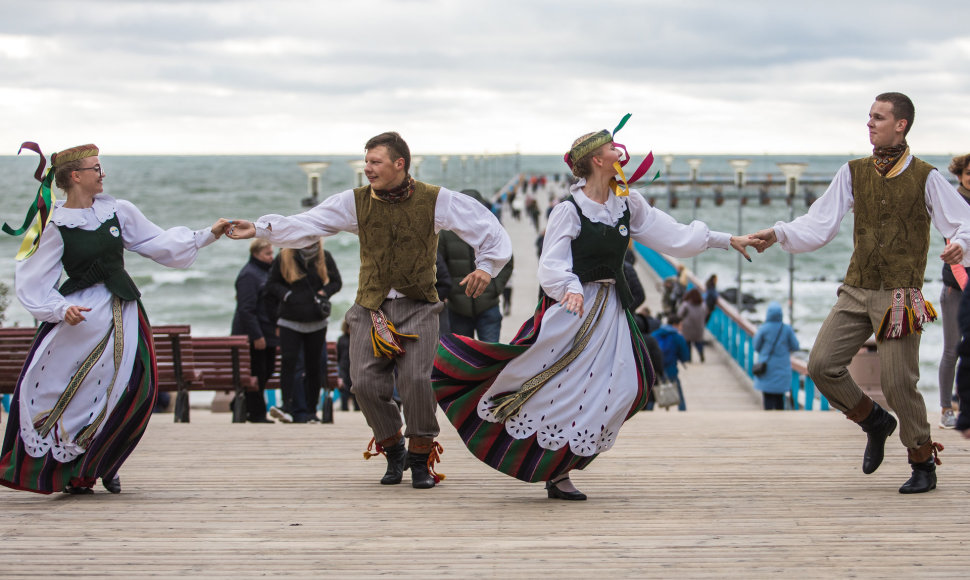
[{"x1": 0, "y1": 152, "x2": 962, "y2": 408}]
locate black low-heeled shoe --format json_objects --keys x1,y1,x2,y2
[
  {"x1": 545, "y1": 480, "x2": 587, "y2": 501},
  {"x1": 63, "y1": 484, "x2": 94, "y2": 495},
  {"x1": 102, "y1": 476, "x2": 122, "y2": 494}
]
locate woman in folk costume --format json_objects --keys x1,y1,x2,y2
[
  {"x1": 432, "y1": 116, "x2": 760, "y2": 500},
  {"x1": 0, "y1": 143, "x2": 228, "y2": 495}
]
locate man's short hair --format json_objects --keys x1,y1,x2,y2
[
  {"x1": 875, "y1": 92, "x2": 915, "y2": 137},
  {"x1": 365, "y1": 132, "x2": 411, "y2": 174}
]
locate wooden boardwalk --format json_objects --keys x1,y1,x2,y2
[
  {"x1": 2, "y1": 409, "x2": 968, "y2": 578},
  {"x1": 3, "y1": 179, "x2": 966, "y2": 578}
]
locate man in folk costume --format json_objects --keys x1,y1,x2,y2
[
  {"x1": 752, "y1": 93, "x2": 970, "y2": 493},
  {"x1": 226, "y1": 132, "x2": 511, "y2": 488}
]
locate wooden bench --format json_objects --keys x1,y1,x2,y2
[
  {"x1": 191, "y1": 335, "x2": 257, "y2": 423},
  {"x1": 151, "y1": 324, "x2": 205, "y2": 422},
  {"x1": 0, "y1": 325, "x2": 206, "y2": 421},
  {"x1": 0, "y1": 327, "x2": 39, "y2": 397}
]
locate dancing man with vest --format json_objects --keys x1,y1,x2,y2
[
  {"x1": 751, "y1": 93, "x2": 970, "y2": 493},
  {"x1": 226, "y1": 132, "x2": 511, "y2": 488}
]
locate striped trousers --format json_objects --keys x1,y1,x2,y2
[
  {"x1": 808, "y1": 284, "x2": 930, "y2": 449},
  {"x1": 346, "y1": 299, "x2": 443, "y2": 446}
]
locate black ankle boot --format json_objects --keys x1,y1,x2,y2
[
  {"x1": 899, "y1": 457, "x2": 937, "y2": 494},
  {"x1": 408, "y1": 452, "x2": 436, "y2": 489},
  {"x1": 380, "y1": 440, "x2": 407, "y2": 485},
  {"x1": 102, "y1": 475, "x2": 121, "y2": 494},
  {"x1": 858, "y1": 402, "x2": 897, "y2": 474}
]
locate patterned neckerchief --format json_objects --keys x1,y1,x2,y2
[
  {"x1": 872, "y1": 142, "x2": 908, "y2": 176},
  {"x1": 373, "y1": 175, "x2": 415, "y2": 204}
]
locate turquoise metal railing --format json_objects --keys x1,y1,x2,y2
[{"x1": 634, "y1": 242, "x2": 829, "y2": 411}]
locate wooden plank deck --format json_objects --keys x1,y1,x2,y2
[
  {"x1": 1, "y1": 409, "x2": 968, "y2": 578},
  {"x1": 4, "y1": 179, "x2": 961, "y2": 578}
]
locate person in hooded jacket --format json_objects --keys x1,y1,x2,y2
[
  {"x1": 264, "y1": 240, "x2": 342, "y2": 423},
  {"x1": 752, "y1": 301, "x2": 800, "y2": 410}
]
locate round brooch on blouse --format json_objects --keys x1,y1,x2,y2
[
  {"x1": 109, "y1": 226, "x2": 120, "y2": 237},
  {"x1": 618, "y1": 225, "x2": 629, "y2": 237}
]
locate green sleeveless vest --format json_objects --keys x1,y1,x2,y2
[
  {"x1": 565, "y1": 196, "x2": 634, "y2": 309},
  {"x1": 58, "y1": 214, "x2": 141, "y2": 301},
  {"x1": 843, "y1": 156, "x2": 934, "y2": 290},
  {"x1": 354, "y1": 181, "x2": 440, "y2": 310}
]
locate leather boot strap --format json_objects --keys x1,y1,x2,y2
[{"x1": 844, "y1": 395, "x2": 874, "y2": 423}]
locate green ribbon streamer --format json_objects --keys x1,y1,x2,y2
[
  {"x1": 2, "y1": 169, "x2": 54, "y2": 237},
  {"x1": 612, "y1": 113, "x2": 632, "y2": 136}
]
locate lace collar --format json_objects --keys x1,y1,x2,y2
[
  {"x1": 569, "y1": 179, "x2": 628, "y2": 225},
  {"x1": 51, "y1": 194, "x2": 117, "y2": 228}
]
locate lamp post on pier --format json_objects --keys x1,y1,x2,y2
[
  {"x1": 298, "y1": 161, "x2": 330, "y2": 207},
  {"x1": 777, "y1": 162, "x2": 808, "y2": 325},
  {"x1": 440, "y1": 156, "x2": 450, "y2": 185},
  {"x1": 411, "y1": 156, "x2": 424, "y2": 181},
  {"x1": 349, "y1": 160, "x2": 366, "y2": 188},
  {"x1": 728, "y1": 159, "x2": 751, "y2": 311}
]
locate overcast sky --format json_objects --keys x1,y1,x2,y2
[{"x1": 2, "y1": 0, "x2": 968, "y2": 156}]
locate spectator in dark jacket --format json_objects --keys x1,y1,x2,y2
[
  {"x1": 440, "y1": 189, "x2": 514, "y2": 342},
  {"x1": 264, "y1": 240, "x2": 342, "y2": 423},
  {"x1": 231, "y1": 239, "x2": 277, "y2": 422},
  {"x1": 624, "y1": 249, "x2": 645, "y2": 312},
  {"x1": 955, "y1": 271, "x2": 970, "y2": 436},
  {"x1": 435, "y1": 249, "x2": 453, "y2": 336},
  {"x1": 335, "y1": 318, "x2": 359, "y2": 411}
]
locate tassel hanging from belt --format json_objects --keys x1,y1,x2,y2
[
  {"x1": 877, "y1": 287, "x2": 937, "y2": 341},
  {"x1": 369, "y1": 308, "x2": 417, "y2": 358}
]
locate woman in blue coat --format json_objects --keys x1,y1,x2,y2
[{"x1": 752, "y1": 302, "x2": 800, "y2": 410}]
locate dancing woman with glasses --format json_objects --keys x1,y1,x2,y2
[{"x1": 0, "y1": 143, "x2": 229, "y2": 495}]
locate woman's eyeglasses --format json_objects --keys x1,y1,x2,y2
[{"x1": 75, "y1": 164, "x2": 104, "y2": 176}]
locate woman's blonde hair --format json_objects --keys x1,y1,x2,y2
[
  {"x1": 280, "y1": 239, "x2": 329, "y2": 285},
  {"x1": 249, "y1": 238, "x2": 272, "y2": 256}
]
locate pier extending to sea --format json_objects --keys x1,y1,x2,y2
[{"x1": 2, "y1": 176, "x2": 968, "y2": 579}]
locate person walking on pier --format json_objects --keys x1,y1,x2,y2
[
  {"x1": 1, "y1": 143, "x2": 228, "y2": 495},
  {"x1": 752, "y1": 301, "x2": 800, "y2": 410},
  {"x1": 432, "y1": 118, "x2": 760, "y2": 500},
  {"x1": 937, "y1": 153, "x2": 970, "y2": 429},
  {"x1": 750, "y1": 93, "x2": 970, "y2": 493},
  {"x1": 225, "y1": 132, "x2": 511, "y2": 489}
]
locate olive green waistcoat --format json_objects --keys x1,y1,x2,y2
[
  {"x1": 58, "y1": 214, "x2": 141, "y2": 300},
  {"x1": 843, "y1": 156, "x2": 934, "y2": 290},
  {"x1": 354, "y1": 181, "x2": 440, "y2": 310}
]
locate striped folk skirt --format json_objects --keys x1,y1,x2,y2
[
  {"x1": 433, "y1": 287, "x2": 654, "y2": 483},
  {"x1": 0, "y1": 301, "x2": 157, "y2": 494}
]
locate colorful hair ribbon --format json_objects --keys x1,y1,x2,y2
[
  {"x1": 2, "y1": 142, "x2": 57, "y2": 260},
  {"x1": 609, "y1": 113, "x2": 660, "y2": 197}
]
